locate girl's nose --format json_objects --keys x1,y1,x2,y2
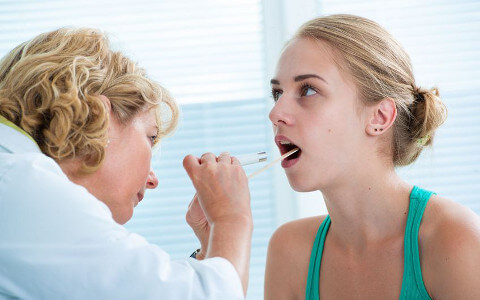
[
  {"x1": 146, "y1": 168, "x2": 159, "y2": 189},
  {"x1": 269, "y1": 96, "x2": 294, "y2": 127}
]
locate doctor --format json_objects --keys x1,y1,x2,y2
[{"x1": 0, "y1": 28, "x2": 252, "y2": 299}]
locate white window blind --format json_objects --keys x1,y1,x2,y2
[
  {"x1": 317, "y1": 0, "x2": 480, "y2": 214},
  {"x1": 0, "y1": 1, "x2": 272, "y2": 298},
  {"x1": 0, "y1": 0, "x2": 265, "y2": 104}
]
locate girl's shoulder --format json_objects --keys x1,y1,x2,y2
[
  {"x1": 421, "y1": 194, "x2": 480, "y2": 247},
  {"x1": 265, "y1": 215, "x2": 328, "y2": 300},
  {"x1": 269, "y1": 215, "x2": 329, "y2": 258},
  {"x1": 420, "y1": 194, "x2": 480, "y2": 298}
]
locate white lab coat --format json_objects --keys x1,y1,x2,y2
[{"x1": 0, "y1": 122, "x2": 244, "y2": 300}]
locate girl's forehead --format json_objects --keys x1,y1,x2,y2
[
  {"x1": 280, "y1": 37, "x2": 357, "y2": 87},
  {"x1": 282, "y1": 38, "x2": 338, "y2": 62},
  {"x1": 275, "y1": 39, "x2": 345, "y2": 82}
]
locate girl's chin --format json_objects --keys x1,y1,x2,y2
[
  {"x1": 292, "y1": 186, "x2": 318, "y2": 193},
  {"x1": 287, "y1": 177, "x2": 318, "y2": 193}
]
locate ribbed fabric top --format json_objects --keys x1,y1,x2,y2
[{"x1": 305, "y1": 186, "x2": 434, "y2": 300}]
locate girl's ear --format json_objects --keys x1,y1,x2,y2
[{"x1": 365, "y1": 98, "x2": 397, "y2": 136}]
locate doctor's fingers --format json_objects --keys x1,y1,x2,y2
[
  {"x1": 200, "y1": 152, "x2": 216, "y2": 164},
  {"x1": 183, "y1": 155, "x2": 202, "y2": 181},
  {"x1": 231, "y1": 156, "x2": 240, "y2": 166},
  {"x1": 184, "y1": 153, "x2": 222, "y2": 185},
  {"x1": 217, "y1": 152, "x2": 231, "y2": 164}
]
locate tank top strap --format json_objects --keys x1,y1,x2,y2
[
  {"x1": 305, "y1": 215, "x2": 331, "y2": 300},
  {"x1": 400, "y1": 186, "x2": 434, "y2": 300}
]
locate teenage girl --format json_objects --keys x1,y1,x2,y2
[{"x1": 264, "y1": 14, "x2": 480, "y2": 299}]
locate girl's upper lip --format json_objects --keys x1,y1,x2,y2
[
  {"x1": 275, "y1": 134, "x2": 296, "y2": 147},
  {"x1": 274, "y1": 134, "x2": 300, "y2": 155},
  {"x1": 137, "y1": 192, "x2": 144, "y2": 202}
]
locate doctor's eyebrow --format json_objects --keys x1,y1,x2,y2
[
  {"x1": 270, "y1": 74, "x2": 328, "y2": 85},
  {"x1": 270, "y1": 79, "x2": 280, "y2": 85}
]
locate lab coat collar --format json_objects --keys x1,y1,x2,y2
[{"x1": 0, "y1": 122, "x2": 41, "y2": 154}]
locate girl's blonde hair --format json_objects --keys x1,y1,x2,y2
[
  {"x1": 295, "y1": 14, "x2": 447, "y2": 166},
  {"x1": 0, "y1": 28, "x2": 178, "y2": 172}
]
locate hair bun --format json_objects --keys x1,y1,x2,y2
[
  {"x1": 412, "y1": 85, "x2": 439, "y2": 103},
  {"x1": 408, "y1": 85, "x2": 446, "y2": 150}
]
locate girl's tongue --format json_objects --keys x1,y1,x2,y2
[{"x1": 280, "y1": 142, "x2": 302, "y2": 160}]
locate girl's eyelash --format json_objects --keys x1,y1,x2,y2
[
  {"x1": 271, "y1": 83, "x2": 318, "y2": 102},
  {"x1": 300, "y1": 82, "x2": 317, "y2": 94},
  {"x1": 271, "y1": 88, "x2": 283, "y2": 102}
]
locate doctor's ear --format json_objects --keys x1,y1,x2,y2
[
  {"x1": 98, "y1": 95, "x2": 112, "y2": 113},
  {"x1": 365, "y1": 98, "x2": 397, "y2": 136}
]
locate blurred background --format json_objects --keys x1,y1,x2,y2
[{"x1": 1, "y1": 0, "x2": 478, "y2": 298}]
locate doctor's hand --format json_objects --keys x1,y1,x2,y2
[
  {"x1": 183, "y1": 151, "x2": 253, "y2": 296},
  {"x1": 186, "y1": 194, "x2": 208, "y2": 260},
  {"x1": 183, "y1": 152, "x2": 251, "y2": 224}
]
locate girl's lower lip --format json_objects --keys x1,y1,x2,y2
[{"x1": 281, "y1": 156, "x2": 299, "y2": 168}]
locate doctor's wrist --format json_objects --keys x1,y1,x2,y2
[{"x1": 190, "y1": 248, "x2": 205, "y2": 260}]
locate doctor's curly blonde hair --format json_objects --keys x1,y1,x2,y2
[{"x1": 0, "y1": 28, "x2": 178, "y2": 173}]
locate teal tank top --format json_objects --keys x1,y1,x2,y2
[{"x1": 305, "y1": 186, "x2": 434, "y2": 300}]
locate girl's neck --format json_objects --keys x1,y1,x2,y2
[{"x1": 321, "y1": 167, "x2": 413, "y2": 251}]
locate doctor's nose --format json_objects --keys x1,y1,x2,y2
[{"x1": 146, "y1": 169, "x2": 159, "y2": 189}]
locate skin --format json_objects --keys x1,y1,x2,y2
[
  {"x1": 60, "y1": 98, "x2": 159, "y2": 224},
  {"x1": 264, "y1": 37, "x2": 480, "y2": 299},
  {"x1": 183, "y1": 152, "x2": 253, "y2": 295}
]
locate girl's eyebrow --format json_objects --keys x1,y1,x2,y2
[
  {"x1": 294, "y1": 74, "x2": 328, "y2": 84},
  {"x1": 270, "y1": 74, "x2": 328, "y2": 85}
]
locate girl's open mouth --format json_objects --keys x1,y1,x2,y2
[{"x1": 276, "y1": 136, "x2": 302, "y2": 168}]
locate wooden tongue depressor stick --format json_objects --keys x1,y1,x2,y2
[{"x1": 247, "y1": 148, "x2": 299, "y2": 180}]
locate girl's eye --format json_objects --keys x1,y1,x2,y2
[
  {"x1": 271, "y1": 88, "x2": 283, "y2": 102},
  {"x1": 301, "y1": 85, "x2": 317, "y2": 97}
]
